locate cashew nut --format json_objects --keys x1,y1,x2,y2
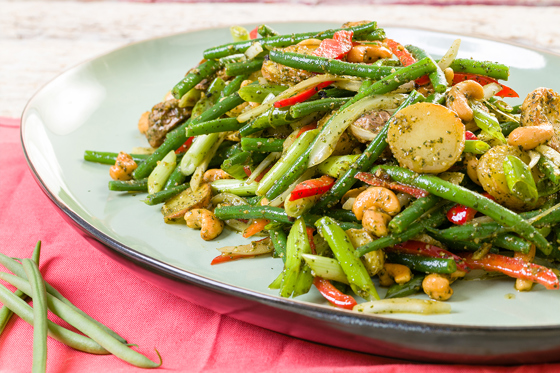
[
  {"x1": 185, "y1": 208, "x2": 224, "y2": 241},
  {"x1": 446, "y1": 80, "x2": 485, "y2": 122},
  {"x1": 352, "y1": 187, "x2": 401, "y2": 220},
  {"x1": 378, "y1": 263, "x2": 412, "y2": 287},
  {"x1": 203, "y1": 169, "x2": 233, "y2": 183},
  {"x1": 422, "y1": 273, "x2": 453, "y2": 301},
  {"x1": 109, "y1": 152, "x2": 138, "y2": 181},
  {"x1": 362, "y1": 209, "x2": 392, "y2": 237},
  {"x1": 507, "y1": 124, "x2": 555, "y2": 150},
  {"x1": 514, "y1": 245, "x2": 536, "y2": 291},
  {"x1": 347, "y1": 44, "x2": 392, "y2": 63}
]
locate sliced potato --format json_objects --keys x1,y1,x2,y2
[
  {"x1": 162, "y1": 183, "x2": 212, "y2": 223},
  {"x1": 476, "y1": 145, "x2": 538, "y2": 211},
  {"x1": 387, "y1": 103, "x2": 465, "y2": 173}
]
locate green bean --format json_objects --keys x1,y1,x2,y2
[
  {"x1": 143, "y1": 183, "x2": 190, "y2": 206},
  {"x1": 269, "y1": 50, "x2": 397, "y2": 80},
  {"x1": 222, "y1": 74, "x2": 248, "y2": 98},
  {"x1": 133, "y1": 92, "x2": 244, "y2": 180},
  {"x1": 266, "y1": 59, "x2": 435, "y2": 202},
  {"x1": 388, "y1": 194, "x2": 441, "y2": 234},
  {"x1": 0, "y1": 281, "x2": 109, "y2": 354},
  {"x1": 225, "y1": 58, "x2": 264, "y2": 77},
  {"x1": 221, "y1": 151, "x2": 252, "y2": 180},
  {"x1": 209, "y1": 179, "x2": 258, "y2": 196},
  {"x1": 187, "y1": 118, "x2": 243, "y2": 136},
  {"x1": 325, "y1": 209, "x2": 360, "y2": 223},
  {"x1": 538, "y1": 155, "x2": 560, "y2": 184},
  {"x1": 108, "y1": 178, "x2": 148, "y2": 192},
  {"x1": 0, "y1": 241, "x2": 41, "y2": 336},
  {"x1": 163, "y1": 164, "x2": 187, "y2": 190},
  {"x1": 203, "y1": 22, "x2": 379, "y2": 59},
  {"x1": 22, "y1": 259, "x2": 48, "y2": 373},
  {"x1": 257, "y1": 24, "x2": 279, "y2": 38},
  {"x1": 83, "y1": 151, "x2": 149, "y2": 165},
  {"x1": 239, "y1": 111, "x2": 269, "y2": 136},
  {"x1": 270, "y1": 229, "x2": 288, "y2": 263},
  {"x1": 0, "y1": 252, "x2": 128, "y2": 344},
  {"x1": 289, "y1": 97, "x2": 349, "y2": 118},
  {"x1": 493, "y1": 234, "x2": 532, "y2": 253},
  {"x1": 312, "y1": 90, "x2": 425, "y2": 213},
  {"x1": 425, "y1": 91, "x2": 446, "y2": 104},
  {"x1": 1, "y1": 274, "x2": 161, "y2": 368},
  {"x1": 355, "y1": 203, "x2": 449, "y2": 257},
  {"x1": 315, "y1": 217, "x2": 379, "y2": 300},
  {"x1": 385, "y1": 275, "x2": 425, "y2": 299},
  {"x1": 449, "y1": 58, "x2": 510, "y2": 81},
  {"x1": 379, "y1": 165, "x2": 550, "y2": 254},
  {"x1": 172, "y1": 59, "x2": 221, "y2": 99},
  {"x1": 500, "y1": 121, "x2": 521, "y2": 137},
  {"x1": 238, "y1": 84, "x2": 288, "y2": 103},
  {"x1": 386, "y1": 252, "x2": 457, "y2": 274},
  {"x1": 405, "y1": 45, "x2": 448, "y2": 93},
  {"x1": 359, "y1": 28, "x2": 387, "y2": 41},
  {"x1": 240, "y1": 138, "x2": 284, "y2": 153}
]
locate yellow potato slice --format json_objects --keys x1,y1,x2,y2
[{"x1": 387, "y1": 102, "x2": 465, "y2": 173}]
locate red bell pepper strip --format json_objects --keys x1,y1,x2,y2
[
  {"x1": 175, "y1": 137, "x2": 194, "y2": 154},
  {"x1": 211, "y1": 253, "x2": 254, "y2": 265},
  {"x1": 306, "y1": 227, "x2": 316, "y2": 254},
  {"x1": 390, "y1": 240, "x2": 470, "y2": 273},
  {"x1": 384, "y1": 39, "x2": 416, "y2": 67},
  {"x1": 453, "y1": 73, "x2": 518, "y2": 98},
  {"x1": 446, "y1": 193, "x2": 494, "y2": 225},
  {"x1": 289, "y1": 175, "x2": 335, "y2": 201},
  {"x1": 274, "y1": 81, "x2": 334, "y2": 108},
  {"x1": 249, "y1": 26, "x2": 259, "y2": 40},
  {"x1": 461, "y1": 253, "x2": 559, "y2": 290},
  {"x1": 465, "y1": 131, "x2": 478, "y2": 141},
  {"x1": 243, "y1": 218, "x2": 270, "y2": 238},
  {"x1": 313, "y1": 277, "x2": 357, "y2": 310},
  {"x1": 312, "y1": 30, "x2": 354, "y2": 60},
  {"x1": 243, "y1": 165, "x2": 252, "y2": 178},
  {"x1": 355, "y1": 172, "x2": 429, "y2": 199},
  {"x1": 296, "y1": 123, "x2": 318, "y2": 138}
]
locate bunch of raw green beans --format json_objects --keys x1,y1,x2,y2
[
  {"x1": 85, "y1": 22, "x2": 560, "y2": 311},
  {"x1": 0, "y1": 242, "x2": 161, "y2": 371}
]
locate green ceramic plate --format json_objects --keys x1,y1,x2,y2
[{"x1": 21, "y1": 23, "x2": 560, "y2": 363}]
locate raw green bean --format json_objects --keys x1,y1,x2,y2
[
  {"x1": 187, "y1": 118, "x2": 243, "y2": 136},
  {"x1": 0, "y1": 282, "x2": 109, "y2": 354},
  {"x1": 405, "y1": 45, "x2": 448, "y2": 93},
  {"x1": 312, "y1": 90, "x2": 425, "y2": 212},
  {"x1": 84, "y1": 151, "x2": 149, "y2": 165},
  {"x1": 268, "y1": 50, "x2": 397, "y2": 80},
  {"x1": 133, "y1": 92, "x2": 244, "y2": 180},
  {"x1": 172, "y1": 59, "x2": 221, "y2": 99},
  {"x1": 0, "y1": 252, "x2": 128, "y2": 344},
  {"x1": 1, "y1": 274, "x2": 161, "y2": 368},
  {"x1": 289, "y1": 97, "x2": 349, "y2": 118},
  {"x1": 386, "y1": 252, "x2": 457, "y2": 274},
  {"x1": 108, "y1": 178, "x2": 148, "y2": 192},
  {"x1": 270, "y1": 229, "x2": 288, "y2": 263},
  {"x1": 225, "y1": 58, "x2": 264, "y2": 77},
  {"x1": 385, "y1": 275, "x2": 425, "y2": 299},
  {"x1": 163, "y1": 164, "x2": 187, "y2": 190},
  {"x1": 315, "y1": 217, "x2": 379, "y2": 300},
  {"x1": 379, "y1": 165, "x2": 550, "y2": 254},
  {"x1": 257, "y1": 24, "x2": 279, "y2": 38},
  {"x1": 240, "y1": 137, "x2": 284, "y2": 153},
  {"x1": 0, "y1": 241, "x2": 41, "y2": 336},
  {"x1": 388, "y1": 194, "x2": 440, "y2": 234},
  {"x1": 449, "y1": 58, "x2": 510, "y2": 81},
  {"x1": 203, "y1": 22, "x2": 379, "y2": 59},
  {"x1": 143, "y1": 183, "x2": 190, "y2": 206},
  {"x1": 22, "y1": 259, "x2": 48, "y2": 373}
]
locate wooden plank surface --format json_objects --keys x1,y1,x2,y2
[{"x1": 2, "y1": 1, "x2": 560, "y2": 118}]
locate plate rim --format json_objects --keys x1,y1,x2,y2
[{"x1": 20, "y1": 22, "x2": 560, "y2": 336}]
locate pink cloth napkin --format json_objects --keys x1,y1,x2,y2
[{"x1": 1, "y1": 116, "x2": 558, "y2": 372}]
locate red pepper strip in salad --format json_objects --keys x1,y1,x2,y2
[
  {"x1": 296, "y1": 123, "x2": 318, "y2": 138},
  {"x1": 249, "y1": 26, "x2": 259, "y2": 39},
  {"x1": 243, "y1": 165, "x2": 252, "y2": 178},
  {"x1": 175, "y1": 137, "x2": 194, "y2": 154},
  {"x1": 312, "y1": 30, "x2": 354, "y2": 60},
  {"x1": 289, "y1": 175, "x2": 335, "y2": 201},
  {"x1": 306, "y1": 227, "x2": 316, "y2": 254},
  {"x1": 384, "y1": 39, "x2": 416, "y2": 67},
  {"x1": 274, "y1": 81, "x2": 334, "y2": 108},
  {"x1": 447, "y1": 192, "x2": 494, "y2": 225},
  {"x1": 461, "y1": 253, "x2": 560, "y2": 290},
  {"x1": 465, "y1": 131, "x2": 478, "y2": 140},
  {"x1": 313, "y1": 277, "x2": 357, "y2": 310},
  {"x1": 211, "y1": 253, "x2": 254, "y2": 265},
  {"x1": 390, "y1": 240, "x2": 470, "y2": 273},
  {"x1": 243, "y1": 218, "x2": 270, "y2": 238},
  {"x1": 355, "y1": 172, "x2": 429, "y2": 199},
  {"x1": 453, "y1": 73, "x2": 519, "y2": 98}
]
